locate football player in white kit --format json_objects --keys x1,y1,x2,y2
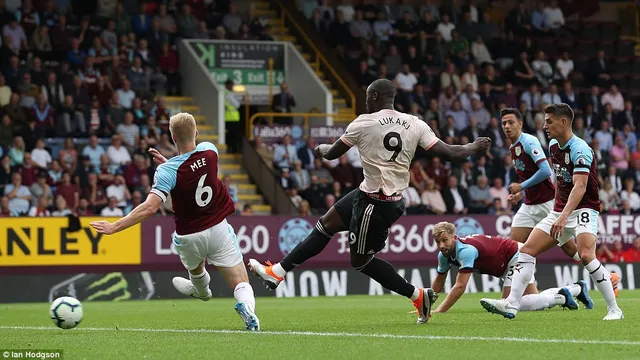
[{"x1": 249, "y1": 79, "x2": 491, "y2": 324}]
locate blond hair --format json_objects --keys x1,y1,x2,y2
[
  {"x1": 433, "y1": 222, "x2": 456, "y2": 241},
  {"x1": 169, "y1": 112, "x2": 197, "y2": 145}
]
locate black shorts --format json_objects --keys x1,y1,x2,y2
[
  {"x1": 348, "y1": 189, "x2": 405, "y2": 255},
  {"x1": 333, "y1": 188, "x2": 358, "y2": 228}
]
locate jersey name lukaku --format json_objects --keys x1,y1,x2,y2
[
  {"x1": 340, "y1": 109, "x2": 438, "y2": 195},
  {"x1": 151, "y1": 142, "x2": 235, "y2": 235},
  {"x1": 548, "y1": 136, "x2": 600, "y2": 212}
]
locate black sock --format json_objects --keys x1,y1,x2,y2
[
  {"x1": 359, "y1": 257, "x2": 415, "y2": 298},
  {"x1": 280, "y1": 221, "x2": 333, "y2": 272}
]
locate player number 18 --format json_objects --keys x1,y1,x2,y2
[{"x1": 195, "y1": 174, "x2": 213, "y2": 207}]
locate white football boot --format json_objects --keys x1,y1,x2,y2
[
  {"x1": 603, "y1": 308, "x2": 624, "y2": 321},
  {"x1": 172, "y1": 277, "x2": 212, "y2": 301},
  {"x1": 480, "y1": 298, "x2": 518, "y2": 319}
]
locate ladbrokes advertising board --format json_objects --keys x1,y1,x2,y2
[{"x1": 0, "y1": 217, "x2": 141, "y2": 266}]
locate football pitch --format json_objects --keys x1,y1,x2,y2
[{"x1": 1, "y1": 291, "x2": 639, "y2": 360}]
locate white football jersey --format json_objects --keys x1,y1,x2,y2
[{"x1": 340, "y1": 109, "x2": 438, "y2": 195}]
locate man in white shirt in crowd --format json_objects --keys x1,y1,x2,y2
[
  {"x1": 5, "y1": 173, "x2": 32, "y2": 216},
  {"x1": 437, "y1": 15, "x2": 455, "y2": 42},
  {"x1": 106, "y1": 174, "x2": 131, "y2": 207},
  {"x1": 601, "y1": 84, "x2": 624, "y2": 113},
  {"x1": 543, "y1": 0, "x2": 565, "y2": 30},
  {"x1": 101, "y1": 196, "x2": 125, "y2": 216},
  {"x1": 555, "y1": 50, "x2": 574, "y2": 81},
  {"x1": 394, "y1": 64, "x2": 418, "y2": 94},
  {"x1": 30, "y1": 138, "x2": 52, "y2": 169},
  {"x1": 273, "y1": 135, "x2": 299, "y2": 170}
]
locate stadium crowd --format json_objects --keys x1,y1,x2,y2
[
  {"x1": 251, "y1": 0, "x2": 640, "y2": 221},
  {"x1": 0, "y1": 0, "x2": 271, "y2": 218}
]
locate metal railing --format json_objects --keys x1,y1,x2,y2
[
  {"x1": 246, "y1": 112, "x2": 354, "y2": 139},
  {"x1": 273, "y1": 0, "x2": 357, "y2": 117}
]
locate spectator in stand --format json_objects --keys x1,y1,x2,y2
[
  {"x1": 615, "y1": 101, "x2": 637, "y2": 131},
  {"x1": 158, "y1": 43, "x2": 180, "y2": 96},
  {"x1": 116, "y1": 79, "x2": 136, "y2": 109},
  {"x1": 421, "y1": 178, "x2": 446, "y2": 215},
  {"x1": 459, "y1": 84, "x2": 479, "y2": 113},
  {"x1": 489, "y1": 177, "x2": 510, "y2": 210},
  {"x1": 0, "y1": 194, "x2": 10, "y2": 216},
  {"x1": 530, "y1": 1, "x2": 551, "y2": 35},
  {"x1": 291, "y1": 160, "x2": 310, "y2": 191},
  {"x1": 610, "y1": 135, "x2": 630, "y2": 171},
  {"x1": 555, "y1": 50, "x2": 574, "y2": 81},
  {"x1": 595, "y1": 120, "x2": 613, "y2": 152},
  {"x1": 599, "y1": 241, "x2": 626, "y2": 263},
  {"x1": 0, "y1": 74, "x2": 11, "y2": 107},
  {"x1": 599, "y1": 179, "x2": 621, "y2": 213},
  {"x1": 623, "y1": 238, "x2": 640, "y2": 262},
  {"x1": 0, "y1": 155, "x2": 12, "y2": 194},
  {"x1": 28, "y1": 194, "x2": 50, "y2": 217},
  {"x1": 601, "y1": 84, "x2": 624, "y2": 113},
  {"x1": 446, "y1": 99, "x2": 468, "y2": 132},
  {"x1": 30, "y1": 138, "x2": 51, "y2": 169},
  {"x1": 116, "y1": 112, "x2": 140, "y2": 151},
  {"x1": 240, "y1": 203, "x2": 254, "y2": 216},
  {"x1": 543, "y1": 0, "x2": 565, "y2": 31},
  {"x1": 29, "y1": 171, "x2": 51, "y2": 206},
  {"x1": 271, "y1": 82, "x2": 296, "y2": 117},
  {"x1": 16, "y1": 152, "x2": 37, "y2": 186},
  {"x1": 7, "y1": 135, "x2": 24, "y2": 167},
  {"x1": 106, "y1": 134, "x2": 132, "y2": 169},
  {"x1": 3, "y1": 17, "x2": 28, "y2": 55},
  {"x1": 620, "y1": 178, "x2": 640, "y2": 212},
  {"x1": 587, "y1": 49, "x2": 611, "y2": 87},
  {"x1": 106, "y1": 174, "x2": 130, "y2": 207},
  {"x1": 5, "y1": 172, "x2": 31, "y2": 215},
  {"x1": 77, "y1": 198, "x2": 93, "y2": 216},
  {"x1": 330, "y1": 156, "x2": 355, "y2": 189},
  {"x1": 156, "y1": 133, "x2": 178, "y2": 159},
  {"x1": 56, "y1": 171, "x2": 78, "y2": 211},
  {"x1": 85, "y1": 172, "x2": 107, "y2": 211},
  {"x1": 297, "y1": 138, "x2": 316, "y2": 170},
  {"x1": 403, "y1": 185, "x2": 423, "y2": 214},
  {"x1": 574, "y1": 117, "x2": 593, "y2": 144},
  {"x1": 222, "y1": 175, "x2": 238, "y2": 206},
  {"x1": 176, "y1": 3, "x2": 199, "y2": 38},
  {"x1": 468, "y1": 175, "x2": 492, "y2": 213},
  {"x1": 101, "y1": 196, "x2": 124, "y2": 216},
  {"x1": 124, "y1": 190, "x2": 144, "y2": 215},
  {"x1": 542, "y1": 83, "x2": 561, "y2": 105},
  {"x1": 273, "y1": 135, "x2": 298, "y2": 170},
  {"x1": 82, "y1": 135, "x2": 105, "y2": 172},
  {"x1": 620, "y1": 124, "x2": 637, "y2": 152},
  {"x1": 442, "y1": 175, "x2": 468, "y2": 215},
  {"x1": 437, "y1": 14, "x2": 455, "y2": 42}
]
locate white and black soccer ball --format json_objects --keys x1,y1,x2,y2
[{"x1": 49, "y1": 296, "x2": 83, "y2": 329}]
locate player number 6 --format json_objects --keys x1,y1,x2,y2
[{"x1": 195, "y1": 174, "x2": 213, "y2": 207}]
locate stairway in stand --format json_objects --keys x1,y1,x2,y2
[
  {"x1": 163, "y1": 96, "x2": 272, "y2": 215},
  {"x1": 252, "y1": 1, "x2": 354, "y2": 123}
]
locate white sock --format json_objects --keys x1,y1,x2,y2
[
  {"x1": 585, "y1": 259, "x2": 619, "y2": 310},
  {"x1": 539, "y1": 283, "x2": 581, "y2": 297},
  {"x1": 519, "y1": 293, "x2": 565, "y2": 311},
  {"x1": 410, "y1": 287, "x2": 421, "y2": 301},
  {"x1": 234, "y1": 282, "x2": 256, "y2": 313},
  {"x1": 573, "y1": 253, "x2": 581, "y2": 261},
  {"x1": 272, "y1": 263, "x2": 287, "y2": 278},
  {"x1": 506, "y1": 253, "x2": 536, "y2": 308},
  {"x1": 189, "y1": 271, "x2": 210, "y2": 297}
]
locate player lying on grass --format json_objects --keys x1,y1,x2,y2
[
  {"x1": 428, "y1": 222, "x2": 620, "y2": 314},
  {"x1": 249, "y1": 78, "x2": 491, "y2": 324},
  {"x1": 90, "y1": 113, "x2": 260, "y2": 331},
  {"x1": 481, "y1": 103, "x2": 623, "y2": 320}
]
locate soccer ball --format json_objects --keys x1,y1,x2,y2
[{"x1": 49, "y1": 296, "x2": 83, "y2": 329}]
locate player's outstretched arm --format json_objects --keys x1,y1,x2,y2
[
  {"x1": 315, "y1": 139, "x2": 351, "y2": 161},
  {"x1": 434, "y1": 271, "x2": 472, "y2": 313},
  {"x1": 510, "y1": 160, "x2": 552, "y2": 194},
  {"x1": 90, "y1": 194, "x2": 163, "y2": 235},
  {"x1": 429, "y1": 137, "x2": 491, "y2": 163}
]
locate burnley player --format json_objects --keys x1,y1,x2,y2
[
  {"x1": 430, "y1": 222, "x2": 593, "y2": 313},
  {"x1": 481, "y1": 104, "x2": 623, "y2": 321},
  {"x1": 502, "y1": 108, "x2": 579, "y2": 258},
  {"x1": 90, "y1": 113, "x2": 260, "y2": 331},
  {"x1": 249, "y1": 78, "x2": 492, "y2": 324}
]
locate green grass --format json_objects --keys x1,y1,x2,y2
[{"x1": 1, "y1": 291, "x2": 638, "y2": 360}]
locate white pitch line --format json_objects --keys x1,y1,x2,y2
[{"x1": 1, "y1": 326, "x2": 639, "y2": 346}]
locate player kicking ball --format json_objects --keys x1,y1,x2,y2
[
  {"x1": 249, "y1": 78, "x2": 491, "y2": 324},
  {"x1": 501, "y1": 108, "x2": 619, "y2": 297},
  {"x1": 429, "y1": 222, "x2": 593, "y2": 313},
  {"x1": 481, "y1": 104, "x2": 623, "y2": 321},
  {"x1": 90, "y1": 113, "x2": 260, "y2": 331}
]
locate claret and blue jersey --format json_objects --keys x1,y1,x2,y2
[
  {"x1": 548, "y1": 135, "x2": 601, "y2": 212},
  {"x1": 150, "y1": 142, "x2": 235, "y2": 235},
  {"x1": 509, "y1": 132, "x2": 555, "y2": 205},
  {"x1": 436, "y1": 235, "x2": 519, "y2": 278}
]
